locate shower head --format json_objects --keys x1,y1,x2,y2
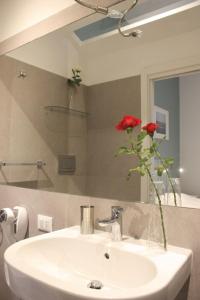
[{"x1": 74, "y1": 0, "x2": 123, "y2": 18}]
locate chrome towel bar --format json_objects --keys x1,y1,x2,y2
[{"x1": 0, "y1": 160, "x2": 46, "y2": 169}]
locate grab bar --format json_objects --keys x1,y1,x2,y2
[{"x1": 0, "y1": 160, "x2": 46, "y2": 169}]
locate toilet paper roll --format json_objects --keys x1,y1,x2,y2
[{"x1": 0, "y1": 208, "x2": 16, "y2": 245}]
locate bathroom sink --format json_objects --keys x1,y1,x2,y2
[{"x1": 4, "y1": 226, "x2": 192, "y2": 300}]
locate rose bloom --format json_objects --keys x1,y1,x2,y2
[
  {"x1": 116, "y1": 115, "x2": 142, "y2": 131},
  {"x1": 142, "y1": 122, "x2": 159, "y2": 135}
]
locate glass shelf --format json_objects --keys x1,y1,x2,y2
[{"x1": 44, "y1": 105, "x2": 89, "y2": 118}]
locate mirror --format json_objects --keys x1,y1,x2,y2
[
  {"x1": 153, "y1": 71, "x2": 200, "y2": 208},
  {"x1": 0, "y1": 0, "x2": 200, "y2": 208}
]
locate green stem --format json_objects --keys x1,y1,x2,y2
[
  {"x1": 153, "y1": 147, "x2": 177, "y2": 206},
  {"x1": 146, "y1": 168, "x2": 167, "y2": 250},
  {"x1": 129, "y1": 135, "x2": 167, "y2": 250},
  {"x1": 129, "y1": 138, "x2": 167, "y2": 250}
]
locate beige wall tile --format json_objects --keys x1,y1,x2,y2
[
  {"x1": 0, "y1": 185, "x2": 200, "y2": 300},
  {"x1": 0, "y1": 55, "x2": 87, "y2": 195},
  {"x1": 86, "y1": 75, "x2": 141, "y2": 202}
]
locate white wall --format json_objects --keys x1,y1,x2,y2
[
  {"x1": 8, "y1": 29, "x2": 82, "y2": 79},
  {"x1": 5, "y1": 2, "x2": 200, "y2": 86},
  {"x1": 83, "y1": 27, "x2": 200, "y2": 85},
  {"x1": 0, "y1": 0, "x2": 75, "y2": 43},
  {"x1": 9, "y1": 26, "x2": 200, "y2": 86},
  {"x1": 180, "y1": 73, "x2": 200, "y2": 196}
]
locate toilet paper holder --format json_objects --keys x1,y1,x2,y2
[{"x1": 0, "y1": 206, "x2": 28, "y2": 242}]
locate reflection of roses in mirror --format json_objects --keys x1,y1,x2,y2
[{"x1": 115, "y1": 115, "x2": 176, "y2": 250}]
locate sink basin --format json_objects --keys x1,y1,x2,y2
[{"x1": 4, "y1": 226, "x2": 192, "y2": 300}]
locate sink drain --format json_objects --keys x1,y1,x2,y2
[
  {"x1": 88, "y1": 280, "x2": 103, "y2": 290},
  {"x1": 104, "y1": 252, "x2": 110, "y2": 259}
]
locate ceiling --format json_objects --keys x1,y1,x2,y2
[
  {"x1": 7, "y1": 0, "x2": 200, "y2": 80},
  {"x1": 73, "y1": 0, "x2": 197, "y2": 42}
]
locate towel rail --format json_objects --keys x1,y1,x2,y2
[{"x1": 0, "y1": 160, "x2": 46, "y2": 169}]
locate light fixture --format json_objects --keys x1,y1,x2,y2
[
  {"x1": 74, "y1": 0, "x2": 124, "y2": 17},
  {"x1": 107, "y1": 9, "x2": 124, "y2": 19},
  {"x1": 74, "y1": 0, "x2": 142, "y2": 38},
  {"x1": 118, "y1": 0, "x2": 142, "y2": 38},
  {"x1": 179, "y1": 168, "x2": 184, "y2": 173},
  {"x1": 75, "y1": 0, "x2": 108, "y2": 15}
]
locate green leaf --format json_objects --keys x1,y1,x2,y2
[
  {"x1": 141, "y1": 156, "x2": 149, "y2": 163},
  {"x1": 156, "y1": 165, "x2": 164, "y2": 176},
  {"x1": 128, "y1": 166, "x2": 147, "y2": 177},
  {"x1": 127, "y1": 168, "x2": 136, "y2": 179},
  {"x1": 116, "y1": 146, "x2": 129, "y2": 156},
  {"x1": 152, "y1": 141, "x2": 159, "y2": 148},
  {"x1": 136, "y1": 144, "x2": 142, "y2": 153},
  {"x1": 164, "y1": 157, "x2": 174, "y2": 166},
  {"x1": 149, "y1": 146, "x2": 155, "y2": 154},
  {"x1": 149, "y1": 141, "x2": 159, "y2": 153},
  {"x1": 137, "y1": 131, "x2": 147, "y2": 141}
]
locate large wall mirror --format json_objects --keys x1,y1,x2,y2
[{"x1": 0, "y1": 0, "x2": 200, "y2": 208}]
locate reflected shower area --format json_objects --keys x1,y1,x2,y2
[{"x1": 0, "y1": 54, "x2": 141, "y2": 202}]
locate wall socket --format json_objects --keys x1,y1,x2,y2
[{"x1": 37, "y1": 214, "x2": 53, "y2": 232}]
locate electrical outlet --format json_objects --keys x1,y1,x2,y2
[{"x1": 37, "y1": 214, "x2": 53, "y2": 232}]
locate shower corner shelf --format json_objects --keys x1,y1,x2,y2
[{"x1": 44, "y1": 105, "x2": 89, "y2": 117}]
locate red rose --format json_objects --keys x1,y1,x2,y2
[
  {"x1": 142, "y1": 122, "x2": 159, "y2": 136},
  {"x1": 116, "y1": 115, "x2": 142, "y2": 131}
]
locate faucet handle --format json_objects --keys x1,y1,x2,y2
[{"x1": 111, "y1": 206, "x2": 124, "y2": 218}]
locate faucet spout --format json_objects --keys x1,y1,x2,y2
[
  {"x1": 97, "y1": 206, "x2": 124, "y2": 241},
  {"x1": 98, "y1": 217, "x2": 116, "y2": 227}
]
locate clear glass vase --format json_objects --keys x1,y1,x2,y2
[
  {"x1": 166, "y1": 177, "x2": 182, "y2": 206},
  {"x1": 146, "y1": 204, "x2": 166, "y2": 249},
  {"x1": 67, "y1": 85, "x2": 76, "y2": 108},
  {"x1": 149, "y1": 174, "x2": 166, "y2": 205},
  {"x1": 154, "y1": 181, "x2": 166, "y2": 205}
]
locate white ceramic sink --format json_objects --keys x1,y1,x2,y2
[{"x1": 4, "y1": 226, "x2": 192, "y2": 300}]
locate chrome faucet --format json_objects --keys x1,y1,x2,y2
[{"x1": 97, "y1": 206, "x2": 124, "y2": 241}]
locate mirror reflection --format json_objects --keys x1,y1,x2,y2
[
  {"x1": 153, "y1": 72, "x2": 200, "y2": 208},
  {"x1": 0, "y1": 0, "x2": 200, "y2": 208}
]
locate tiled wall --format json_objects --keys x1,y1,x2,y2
[
  {"x1": 86, "y1": 75, "x2": 141, "y2": 202},
  {"x1": 0, "y1": 56, "x2": 142, "y2": 202},
  {"x1": 0, "y1": 185, "x2": 200, "y2": 300},
  {"x1": 0, "y1": 55, "x2": 87, "y2": 194}
]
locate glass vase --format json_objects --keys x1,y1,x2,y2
[
  {"x1": 67, "y1": 85, "x2": 76, "y2": 109},
  {"x1": 166, "y1": 177, "x2": 182, "y2": 206},
  {"x1": 149, "y1": 175, "x2": 166, "y2": 205}
]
